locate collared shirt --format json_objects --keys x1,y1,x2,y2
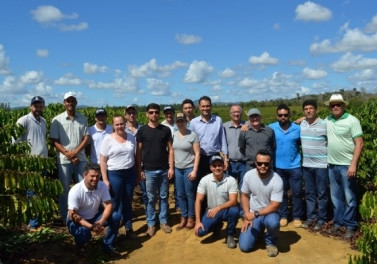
[
  {"x1": 325, "y1": 112, "x2": 363, "y2": 165},
  {"x1": 125, "y1": 123, "x2": 142, "y2": 136},
  {"x1": 238, "y1": 124, "x2": 275, "y2": 166},
  {"x1": 300, "y1": 118, "x2": 327, "y2": 168},
  {"x1": 88, "y1": 124, "x2": 113, "y2": 164},
  {"x1": 269, "y1": 121, "x2": 301, "y2": 169},
  {"x1": 197, "y1": 173, "x2": 238, "y2": 209},
  {"x1": 224, "y1": 120, "x2": 245, "y2": 161},
  {"x1": 50, "y1": 111, "x2": 89, "y2": 164},
  {"x1": 189, "y1": 115, "x2": 228, "y2": 156},
  {"x1": 68, "y1": 180, "x2": 111, "y2": 220},
  {"x1": 16, "y1": 113, "x2": 48, "y2": 157}
]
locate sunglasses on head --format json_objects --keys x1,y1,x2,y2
[
  {"x1": 277, "y1": 114, "x2": 289, "y2": 118},
  {"x1": 256, "y1": 161, "x2": 270, "y2": 167}
]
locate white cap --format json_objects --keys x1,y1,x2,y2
[{"x1": 63, "y1": 91, "x2": 76, "y2": 100}]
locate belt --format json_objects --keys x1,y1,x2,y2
[{"x1": 229, "y1": 160, "x2": 245, "y2": 163}]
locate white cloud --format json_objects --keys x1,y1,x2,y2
[
  {"x1": 273, "y1": 23, "x2": 281, "y2": 30},
  {"x1": 248, "y1": 52, "x2": 279, "y2": 65},
  {"x1": 365, "y1": 14, "x2": 377, "y2": 33},
  {"x1": 183, "y1": 60, "x2": 214, "y2": 83},
  {"x1": 83, "y1": 62, "x2": 108, "y2": 74},
  {"x1": 175, "y1": 34, "x2": 202, "y2": 45},
  {"x1": 295, "y1": 1, "x2": 332, "y2": 22},
  {"x1": 87, "y1": 76, "x2": 139, "y2": 93},
  {"x1": 350, "y1": 69, "x2": 377, "y2": 81},
  {"x1": 20, "y1": 71, "x2": 43, "y2": 84},
  {"x1": 129, "y1": 59, "x2": 187, "y2": 78},
  {"x1": 331, "y1": 53, "x2": 377, "y2": 72},
  {"x1": 0, "y1": 44, "x2": 11, "y2": 75},
  {"x1": 289, "y1": 59, "x2": 306, "y2": 66},
  {"x1": 59, "y1": 22, "x2": 88, "y2": 32},
  {"x1": 36, "y1": 49, "x2": 49, "y2": 57},
  {"x1": 54, "y1": 73, "x2": 83, "y2": 85},
  {"x1": 302, "y1": 67, "x2": 328, "y2": 79},
  {"x1": 147, "y1": 78, "x2": 170, "y2": 95},
  {"x1": 219, "y1": 68, "x2": 236, "y2": 78},
  {"x1": 0, "y1": 75, "x2": 26, "y2": 93}
]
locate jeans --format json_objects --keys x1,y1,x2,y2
[
  {"x1": 139, "y1": 180, "x2": 148, "y2": 214},
  {"x1": 303, "y1": 167, "x2": 329, "y2": 224},
  {"x1": 67, "y1": 209, "x2": 120, "y2": 252},
  {"x1": 108, "y1": 168, "x2": 136, "y2": 230},
  {"x1": 26, "y1": 190, "x2": 39, "y2": 228},
  {"x1": 239, "y1": 212, "x2": 280, "y2": 252},
  {"x1": 197, "y1": 206, "x2": 239, "y2": 237},
  {"x1": 328, "y1": 165, "x2": 357, "y2": 230},
  {"x1": 228, "y1": 161, "x2": 247, "y2": 191},
  {"x1": 275, "y1": 167, "x2": 303, "y2": 220},
  {"x1": 145, "y1": 170, "x2": 169, "y2": 227},
  {"x1": 175, "y1": 167, "x2": 196, "y2": 218},
  {"x1": 58, "y1": 161, "x2": 86, "y2": 220}
]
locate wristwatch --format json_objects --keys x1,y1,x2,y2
[{"x1": 254, "y1": 211, "x2": 260, "y2": 218}]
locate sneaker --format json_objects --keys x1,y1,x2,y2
[
  {"x1": 104, "y1": 248, "x2": 121, "y2": 258},
  {"x1": 313, "y1": 222, "x2": 324, "y2": 231},
  {"x1": 344, "y1": 229, "x2": 355, "y2": 239},
  {"x1": 226, "y1": 235, "x2": 236, "y2": 249},
  {"x1": 266, "y1": 245, "x2": 278, "y2": 257},
  {"x1": 146, "y1": 226, "x2": 156, "y2": 237},
  {"x1": 160, "y1": 223, "x2": 172, "y2": 233},
  {"x1": 126, "y1": 229, "x2": 138, "y2": 239},
  {"x1": 280, "y1": 218, "x2": 288, "y2": 227},
  {"x1": 326, "y1": 225, "x2": 341, "y2": 235},
  {"x1": 293, "y1": 219, "x2": 302, "y2": 228},
  {"x1": 301, "y1": 220, "x2": 312, "y2": 229}
]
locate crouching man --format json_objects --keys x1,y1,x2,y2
[
  {"x1": 67, "y1": 163, "x2": 121, "y2": 257},
  {"x1": 194, "y1": 155, "x2": 239, "y2": 248},
  {"x1": 239, "y1": 150, "x2": 283, "y2": 257}
]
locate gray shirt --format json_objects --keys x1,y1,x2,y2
[
  {"x1": 173, "y1": 130, "x2": 199, "y2": 169},
  {"x1": 224, "y1": 120, "x2": 245, "y2": 161}
]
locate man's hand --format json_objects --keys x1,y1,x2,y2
[
  {"x1": 168, "y1": 168, "x2": 174, "y2": 180},
  {"x1": 92, "y1": 221, "x2": 105, "y2": 235},
  {"x1": 207, "y1": 207, "x2": 221, "y2": 218},
  {"x1": 347, "y1": 164, "x2": 357, "y2": 178},
  {"x1": 194, "y1": 222, "x2": 204, "y2": 236},
  {"x1": 241, "y1": 219, "x2": 252, "y2": 232},
  {"x1": 140, "y1": 171, "x2": 146, "y2": 181},
  {"x1": 243, "y1": 211, "x2": 255, "y2": 221}
]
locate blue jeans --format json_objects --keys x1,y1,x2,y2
[
  {"x1": 26, "y1": 190, "x2": 39, "y2": 228},
  {"x1": 197, "y1": 206, "x2": 239, "y2": 237},
  {"x1": 275, "y1": 168, "x2": 303, "y2": 220},
  {"x1": 239, "y1": 212, "x2": 280, "y2": 252},
  {"x1": 228, "y1": 161, "x2": 247, "y2": 191},
  {"x1": 58, "y1": 161, "x2": 86, "y2": 220},
  {"x1": 175, "y1": 167, "x2": 196, "y2": 218},
  {"x1": 67, "y1": 209, "x2": 120, "y2": 252},
  {"x1": 145, "y1": 170, "x2": 169, "y2": 227},
  {"x1": 328, "y1": 165, "x2": 357, "y2": 230},
  {"x1": 108, "y1": 168, "x2": 136, "y2": 230},
  {"x1": 139, "y1": 180, "x2": 148, "y2": 214},
  {"x1": 303, "y1": 167, "x2": 329, "y2": 224}
]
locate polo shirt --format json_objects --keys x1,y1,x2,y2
[
  {"x1": 224, "y1": 120, "x2": 245, "y2": 161},
  {"x1": 88, "y1": 124, "x2": 113, "y2": 164}
]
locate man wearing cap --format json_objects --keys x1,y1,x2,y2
[
  {"x1": 162, "y1": 105, "x2": 176, "y2": 137},
  {"x1": 269, "y1": 104, "x2": 302, "y2": 228},
  {"x1": 238, "y1": 108, "x2": 275, "y2": 172},
  {"x1": 324, "y1": 94, "x2": 363, "y2": 239},
  {"x1": 50, "y1": 91, "x2": 90, "y2": 222},
  {"x1": 88, "y1": 108, "x2": 112, "y2": 164},
  {"x1": 124, "y1": 105, "x2": 142, "y2": 136},
  {"x1": 194, "y1": 155, "x2": 239, "y2": 249},
  {"x1": 16, "y1": 96, "x2": 47, "y2": 231},
  {"x1": 238, "y1": 149, "x2": 283, "y2": 257}
]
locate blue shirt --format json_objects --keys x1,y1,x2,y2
[
  {"x1": 190, "y1": 115, "x2": 228, "y2": 156},
  {"x1": 269, "y1": 121, "x2": 301, "y2": 169}
]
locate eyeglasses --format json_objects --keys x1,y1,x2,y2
[
  {"x1": 148, "y1": 111, "x2": 160, "y2": 115},
  {"x1": 277, "y1": 114, "x2": 289, "y2": 118},
  {"x1": 330, "y1": 103, "x2": 342, "y2": 108},
  {"x1": 256, "y1": 162, "x2": 270, "y2": 167},
  {"x1": 126, "y1": 112, "x2": 136, "y2": 116}
]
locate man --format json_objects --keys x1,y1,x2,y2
[
  {"x1": 182, "y1": 98, "x2": 195, "y2": 125},
  {"x1": 238, "y1": 150, "x2": 283, "y2": 257},
  {"x1": 161, "y1": 105, "x2": 176, "y2": 136},
  {"x1": 269, "y1": 104, "x2": 302, "y2": 228},
  {"x1": 50, "y1": 91, "x2": 90, "y2": 221},
  {"x1": 190, "y1": 96, "x2": 228, "y2": 182},
  {"x1": 16, "y1": 96, "x2": 47, "y2": 231},
  {"x1": 88, "y1": 108, "x2": 112, "y2": 164},
  {"x1": 300, "y1": 100, "x2": 329, "y2": 231},
  {"x1": 325, "y1": 94, "x2": 363, "y2": 239},
  {"x1": 194, "y1": 155, "x2": 239, "y2": 249},
  {"x1": 239, "y1": 108, "x2": 275, "y2": 172},
  {"x1": 67, "y1": 163, "x2": 120, "y2": 257},
  {"x1": 136, "y1": 103, "x2": 174, "y2": 237}
]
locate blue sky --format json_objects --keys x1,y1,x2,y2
[{"x1": 1, "y1": 0, "x2": 377, "y2": 107}]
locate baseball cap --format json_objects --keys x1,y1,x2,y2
[
  {"x1": 31, "y1": 96, "x2": 45, "y2": 104},
  {"x1": 125, "y1": 105, "x2": 137, "y2": 112},
  {"x1": 209, "y1": 155, "x2": 224, "y2": 165},
  {"x1": 175, "y1": 112, "x2": 186, "y2": 121},
  {"x1": 63, "y1": 91, "x2": 76, "y2": 100},
  {"x1": 95, "y1": 108, "x2": 107, "y2": 116},
  {"x1": 163, "y1": 105, "x2": 175, "y2": 113},
  {"x1": 247, "y1": 108, "x2": 261, "y2": 116}
]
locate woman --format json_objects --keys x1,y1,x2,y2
[
  {"x1": 173, "y1": 112, "x2": 200, "y2": 230},
  {"x1": 100, "y1": 115, "x2": 137, "y2": 238}
]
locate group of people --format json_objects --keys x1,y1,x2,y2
[{"x1": 16, "y1": 92, "x2": 363, "y2": 258}]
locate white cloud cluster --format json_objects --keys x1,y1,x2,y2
[
  {"x1": 219, "y1": 68, "x2": 236, "y2": 78},
  {"x1": 20, "y1": 71, "x2": 43, "y2": 84},
  {"x1": 54, "y1": 73, "x2": 83, "y2": 85},
  {"x1": 302, "y1": 67, "x2": 328, "y2": 79},
  {"x1": 87, "y1": 76, "x2": 139, "y2": 93},
  {"x1": 248, "y1": 52, "x2": 279, "y2": 65},
  {"x1": 36, "y1": 49, "x2": 49, "y2": 58},
  {"x1": 331, "y1": 52, "x2": 377, "y2": 72},
  {"x1": 147, "y1": 78, "x2": 170, "y2": 95},
  {"x1": 350, "y1": 69, "x2": 377, "y2": 81},
  {"x1": 175, "y1": 34, "x2": 202, "y2": 45},
  {"x1": 183, "y1": 60, "x2": 214, "y2": 83},
  {"x1": 83, "y1": 62, "x2": 108, "y2": 74},
  {"x1": 129, "y1": 59, "x2": 187, "y2": 78},
  {"x1": 31, "y1": 5, "x2": 88, "y2": 32},
  {"x1": 0, "y1": 44, "x2": 11, "y2": 75},
  {"x1": 295, "y1": 1, "x2": 332, "y2": 22},
  {"x1": 365, "y1": 14, "x2": 377, "y2": 33}
]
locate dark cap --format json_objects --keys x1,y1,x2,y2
[
  {"x1": 175, "y1": 112, "x2": 186, "y2": 122},
  {"x1": 95, "y1": 108, "x2": 107, "y2": 116},
  {"x1": 163, "y1": 105, "x2": 175, "y2": 113},
  {"x1": 31, "y1": 96, "x2": 45, "y2": 104},
  {"x1": 209, "y1": 155, "x2": 224, "y2": 165}
]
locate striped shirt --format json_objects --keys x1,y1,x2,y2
[{"x1": 300, "y1": 118, "x2": 327, "y2": 168}]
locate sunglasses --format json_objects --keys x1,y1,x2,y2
[
  {"x1": 277, "y1": 114, "x2": 289, "y2": 118},
  {"x1": 330, "y1": 103, "x2": 342, "y2": 108},
  {"x1": 256, "y1": 162, "x2": 270, "y2": 167},
  {"x1": 148, "y1": 111, "x2": 160, "y2": 115}
]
